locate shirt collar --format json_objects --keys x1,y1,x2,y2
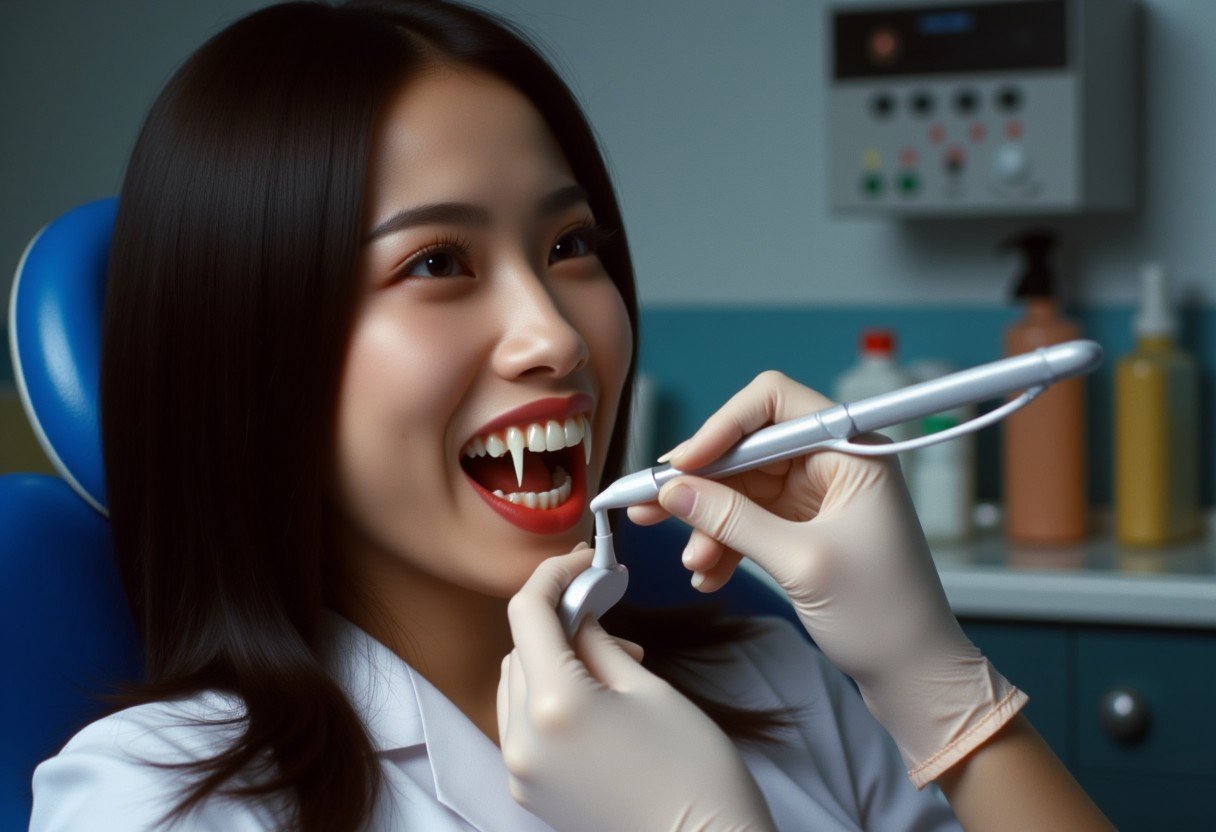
[{"x1": 319, "y1": 609, "x2": 555, "y2": 831}]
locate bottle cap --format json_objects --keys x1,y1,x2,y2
[
  {"x1": 1134, "y1": 262, "x2": 1177, "y2": 337},
  {"x1": 861, "y1": 328, "x2": 895, "y2": 355}
]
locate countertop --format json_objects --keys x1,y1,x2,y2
[{"x1": 740, "y1": 510, "x2": 1216, "y2": 629}]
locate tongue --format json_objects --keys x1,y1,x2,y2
[{"x1": 464, "y1": 452, "x2": 553, "y2": 494}]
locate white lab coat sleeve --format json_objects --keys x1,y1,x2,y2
[
  {"x1": 741, "y1": 616, "x2": 962, "y2": 831},
  {"x1": 30, "y1": 697, "x2": 278, "y2": 832}
]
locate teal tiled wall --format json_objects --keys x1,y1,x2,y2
[{"x1": 637, "y1": 305, "x2": 1216, "y2": 506}]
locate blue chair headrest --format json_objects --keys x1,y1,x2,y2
[{"x1": 8, "y1": 197, "x2": 117, "y2": 516}]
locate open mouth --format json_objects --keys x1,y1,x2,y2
[{"x1": 459, "y1": 412, "x2": 592, "y2": 534}]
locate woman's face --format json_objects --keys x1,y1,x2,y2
[{"x1": 333, "y1": 64, "x2": 632, "y2": 598}]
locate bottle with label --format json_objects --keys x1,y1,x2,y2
[
  {"x1": 834, "y1": 329, "x2": 918, "y2": 474},
  {"x1": 1114, "y1": 263, "x2": 1200, "y2": 545},
  {"x1": 906, "y1": 360, "x2": 975, "y2": 543},
  {"x1": 1001, "y1": 231, "x2": 1088, "y2": 544}
]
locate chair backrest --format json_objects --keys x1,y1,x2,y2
[{"x1": 1, "y1": 199, "x2": 801, "y2": 829}]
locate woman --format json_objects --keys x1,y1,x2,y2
[{"x1": 29, "y1": 1, "x2": 1112, "y2": 830}]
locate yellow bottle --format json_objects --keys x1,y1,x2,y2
[{"x1": 1114, "y1": 264, "x2": 1200, "y2": 546}]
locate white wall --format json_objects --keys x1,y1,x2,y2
[{"x1": 4, "y1": 0, "x2": 1214, "y2": 308}]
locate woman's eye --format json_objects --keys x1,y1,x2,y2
[
  {"x1": 401, "y1": 248, "x2": 472, "y2": 279},
  {"x1": 549, "y1": 229, "x2": 596, "y2": 264}
]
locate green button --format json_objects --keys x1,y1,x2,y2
[
  {"x1": 898, "y1": 172, "x2": 920, "y2": 195},
  {"x1": 861, "y1": 173, "x2": 883, "y2": 197}
]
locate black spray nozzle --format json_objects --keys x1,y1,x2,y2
[{"x1": 1001, "y1": 229, "x2": 1058, "y2": 300}]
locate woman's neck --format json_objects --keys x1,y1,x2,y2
[{"x1": 333, "y1": 543, "x2": 514, "y2": 739}]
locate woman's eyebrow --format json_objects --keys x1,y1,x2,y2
[
  {"x1": 363, "y1": 203, "x2": 490, "y2": 244},
  {"x1": 362, "y1": 184, "x2": 590, "y2": 245}
]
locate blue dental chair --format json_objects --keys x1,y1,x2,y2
[{"x1": 0, "y1": 200, "x2": 802, "y2": 829}]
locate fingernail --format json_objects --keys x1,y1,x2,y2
[
  {"x1": 681, "y1": 542, "x2": 695, "y2": 567},
  {"x1": 657, "y1": 439, "x2": 690, "y2": 464},
  {"x1": 660, "y1": 482, "x2": 697, "y2": 519},
  {"x1": 691, "y1": 571, "x2": 706, "y2": 590}
]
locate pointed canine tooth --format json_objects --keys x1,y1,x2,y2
[
  {"x1": 485, "y1": 434, "x2": 507, "y2": 458},
  {"x1": 522, "y1": 492, "x2": 538, "y2": 509},
  {"x1": 582, "y1": 415, "x2": 592, "y2": 465},
  {"x1": 545, "y1": 420, "x2": 565, "y2": 451},
  {"x1": 537, "y1": 491, "x2": 551, "y2": 510},
  {"x1": 506, "y1": 426, "x2": 526, "y2": 487},
  {"x1": 464, "y1": 444, "x2": 476, "y2": 458},
  {"x1": 473, "y1": 436, "x2": 486, "y2": 457},
  {"x1": 492, "y1": 489, "x2": 504, "y2": 497},
  {"x1": 526, "y1": 423, "x2": 546, "y2": 452},
  {"x1": 564, "y1": 417, "x2": 582, "y2": 447}
]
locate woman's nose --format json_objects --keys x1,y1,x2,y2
[{"x1": 491, "y1": 272, "x2": 589, "y2": 381}]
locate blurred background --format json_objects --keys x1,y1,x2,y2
[{"x1": 2, "y1": 1, "x2": 1213, "y2": 828}]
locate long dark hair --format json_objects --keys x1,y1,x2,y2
[{"x1": 100, "y1": 2, "x2": 802, "y2": 829}]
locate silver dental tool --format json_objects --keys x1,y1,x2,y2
[{"x1": 558, "y1": 339, "x2": 1104, "y2": 639}]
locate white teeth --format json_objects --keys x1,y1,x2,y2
[
  {"x1": 489, "y1": 467, "x2": 571, "y2": 510},
  {"x1": 526, "y1": 423, "x2": 546, "y2": 453},
  {"x1": 563, "y1": 417, "x2": 583, "y2": 447},
  {"x1": 463, "y1": 411, "x2": 594, "y2": 465},
  {"x1": 505, "y1": 426, "x2": 526, "y2": 488},
  {"x1": 545, "y1": 420, "x2": 565, "y2": 451}
]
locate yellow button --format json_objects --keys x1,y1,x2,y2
[{"x1": 862, "y1": 149, "x2": 883, "y2": 171}]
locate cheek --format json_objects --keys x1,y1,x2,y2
[
  {"x1": 332, "y1": 305, "x2": 473, "y2": 521},
  {"x1": 575, "y1": 280, "x2": 633, "y2": 391}
]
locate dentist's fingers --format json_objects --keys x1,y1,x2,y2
[
  {"x1": 626, "y1": 501, "x2": 669, "y2": 526},
  {"x1": 658, "y1": 475, "x2": 805, "y2": 591},
  {"x1": 506, "y1": 543, "x2": 594, "y2": 700},
  {"x1": 691, "y1": 548, "x2": 744, "y2": 593},
  {"x1": 571, "y1": 618, "x2": 647, "y2": 691},
  {"x1": 497, "y1": 652, "x2": 511, "y2": 748},
  {"x1": 682, "y1": 528, "x2": 726, "y2": 573},
  {"x1": 663, "y1": 371, "x2": 833, "y2": 472}
]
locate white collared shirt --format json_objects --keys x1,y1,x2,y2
[{"x1": 30, "y1": 612, "x2": 960, "y2": 830}]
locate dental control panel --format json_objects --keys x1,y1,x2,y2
[{"x1": 827, "y1": 0, "x2": 1139, "y2": 216}]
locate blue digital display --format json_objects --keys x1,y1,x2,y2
[{"x1": 917, "y1": 10, "x2": 977, "y2": 36}]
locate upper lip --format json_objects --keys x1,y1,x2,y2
[{"x1": 465, "y1": 393, "x2": 595, "y2": 445}]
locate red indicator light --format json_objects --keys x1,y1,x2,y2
[
  {"x1": 969, "y1": 122, "x2": 987, "y2": 142},
  {"x1": 899, "y1": 147, "x2": 918, "y2": 168},
  {"x1": 1005, "y1": 120, "x2": 1024, "y2": 140},
  {"x1": 928, "y1": 123, "x2": 946, "y2": 145}
]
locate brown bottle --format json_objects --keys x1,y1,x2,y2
[{"x1": 1002, "y1": 233, "x2": 1088, "y2": 543}]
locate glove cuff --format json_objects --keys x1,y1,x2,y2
[
  {"x1": 906, "y1": 681, "x2": 1028, "y2": 788},
  {"x1": 859, "y1": 653, "x2": 1029, "y2": 789}
]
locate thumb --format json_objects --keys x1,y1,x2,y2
[
  {"x1": 658, "y1": 475, "x2": 802, "y2": 590},
  {"x1": 572, "y1": 618, "x2": 649, "y2": 691}
]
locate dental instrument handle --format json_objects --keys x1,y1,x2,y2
[{"x1": 589, "y1": 339, "x2": 1103, "y2": 513}]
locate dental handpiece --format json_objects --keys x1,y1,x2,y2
[{"x1": 558, "y1": 339, "x2": 1104, "y2": 638}]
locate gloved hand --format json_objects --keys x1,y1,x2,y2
[
  {"x1": 628, "y1": 371, "x2": 1028, "y2": 788},
  {"x1": 498, "y1": 543, "x2": 776, "y2": 832}
]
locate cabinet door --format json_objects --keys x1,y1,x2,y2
[
  {"x1": 960, "y1": 620, "x2": 1070, "y2": 763},
  {"x1": 1076, "y1": 770, "x2": 1216, "y2": 832},
  {"x1": 1075, "y1": 627, "x2": 1216, "y2": 778}
]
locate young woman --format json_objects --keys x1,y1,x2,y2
[{"x1": 29, "y1": 2, "x2": 1112, "y2": 830}]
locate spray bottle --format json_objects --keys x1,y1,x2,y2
[{"x1": 1001, "y1": 230, "x2": 1088, "y2": 543}]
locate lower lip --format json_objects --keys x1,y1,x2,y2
[{"x1": 463, "y1": 447, "x2": 587, "y2": 534}]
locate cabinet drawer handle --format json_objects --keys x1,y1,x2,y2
[{"x1": 1098, "y1": 687, "x2": 1151, "y2": 744}]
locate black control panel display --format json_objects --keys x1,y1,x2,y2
[{"x1": 833, "y1": 0, "x2": 1068, "y2": 78}]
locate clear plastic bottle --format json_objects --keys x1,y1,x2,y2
[
  {"x1": 834, "y1": 329, "x2": 919, "y2": 474},
  {"x1": 1114, "y1": 263, "x2": 1200, "y2": 546}
]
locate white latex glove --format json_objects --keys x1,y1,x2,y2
[
  {"x1": 498, "y1": 543, "x2": 776, "y2": 832},
  {"x1": 628, "y1": 371, "x2": 1028, "y2": 788}
]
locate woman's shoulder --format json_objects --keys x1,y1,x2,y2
[
  {"x1": 57, "y1": 689, "x2": 249, "y2": 762},
  {"x1": 29, "y1": 690, "x2": 269, "y2": 832}
]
